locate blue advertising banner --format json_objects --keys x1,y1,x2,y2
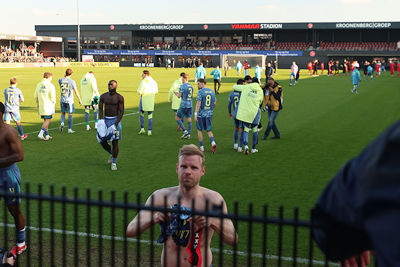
[{"x1": 84, "y1": 50, "x2": 303, "y2": 57}]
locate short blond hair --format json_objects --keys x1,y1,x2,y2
[{"x1": 178, "y1": 144, "x2": 205, "y2": 166}]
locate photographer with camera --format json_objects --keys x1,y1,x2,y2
[{"x1": 262, "y1": 77, "x2": 283, "y2": 140}]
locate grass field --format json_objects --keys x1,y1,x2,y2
[{"x1": 1, "y1": 66, "x2": 399, "y2": 265}]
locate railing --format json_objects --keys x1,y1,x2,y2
[{"x1": 0, "y1": 183, "x2": 345, "y2": 266}]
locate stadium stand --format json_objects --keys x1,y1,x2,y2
[{"x1": 318, "y1": 41, "x2": 398, "y2": 51}]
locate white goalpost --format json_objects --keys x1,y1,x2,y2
[{"x1": 221, "y1": 54, "x2": 267, "y2": 70}]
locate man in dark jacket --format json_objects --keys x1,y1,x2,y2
[
  {"x1": 312, "y1": 120, "x2": 400, "y2": 266},
  {"x1": 265, "y1": 62, "x2": 273, "y2": 80}
]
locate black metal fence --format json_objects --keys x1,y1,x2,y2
[{"x1": 0, "y1": 183, "x2": 342, "y2": 267}]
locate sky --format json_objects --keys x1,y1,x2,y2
[{"x1": 1, "y1": 0, "x2": 399, "y2": 36}]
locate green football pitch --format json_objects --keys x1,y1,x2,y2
[{"x1": 1, "y1": 66, "x2": 399, "y2": 264}]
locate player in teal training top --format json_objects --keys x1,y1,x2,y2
[
  {"x1": 210, "y1": 66, "x2": 222, "y2": 94},
  {"x1": 194, "y1": 79, "x2": 217, "y2": 153},
  {"x1": 3, "y1": 77, "x2": 28, "y2": 140},
  {"x1": 175, "y1": 74, "x2": 194, "y2": 139},
  {"x1": 195, "y1": 63, "x2": 206, "y2": 83}
]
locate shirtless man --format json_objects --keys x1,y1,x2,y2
[
  {"x1": 97, "y1": 80, "x2": 124, "y2": 171},
  {"x1": 0, "y1": 102, "x2": 27, "y2": 256},
  {"x1": 126, "y1": 144, "x2": 238, "y2": 267}
]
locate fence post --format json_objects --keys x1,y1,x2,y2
[
  {"x1": 50, "y1": 184, "x2": 55, "y2": 267},
  {"x1": 219, "y1": 200, "x2": 224, "y2": 267},
  {"x1": 86, "y1": 188, "x2": 91, "y2": 267},
  {"x1": 293, "y1": 207, "x2": 299, "y2": 267},
  {"x1": 25, "y1": 182, "x2": 31, "y2": 267},
  {"x1": 38, "y1": 183, "x2": 43, "y2": 267},
  {"x1": 62, "y1": 186, "x2": 67, "y2": 267},
  {"x1": 98, "y1": 189, "x2": 103, "y2": 267},
  {"x1": 150, "y1": 194, "x2": 155, "y2": 267},
  {"x1": 111, "y1": 191, "x2": 116, "y2": 267},
  {"x1": 136, "y1": 192, "x2": 141, "y2": 267},
  {"x1": 233, "y1": 202, "x2": 238, "y2": 267},
  {"x1": 278, "y1": 205, "x2": 283, "y2": 267},
  {"x1": 262, "y1": 204, "x2": 268, "y2": 267},
  {"x1": 247, "y1": 203, "x2": 253, "y2": 267},
  {"x1": 123, "y1": 191, "x2": 128, "y2": 267},
  {"x1": 74, "y1": 187, "x2": 79, "y2": 267}
]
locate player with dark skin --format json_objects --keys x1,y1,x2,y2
[
  {"x1": 98, "y1": 80, "x2": 124, "y2": 161},
  {"x1": 0, "y1": 102, "x2": 26, "y2": 254}
]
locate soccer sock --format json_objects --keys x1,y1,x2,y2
[
  {"x1": 17, "y1": 125, "x2": 24, "y2": 136},
  {"x1": 112, "y1": 157, "x2": 117, "y2": 164},
  {"x1": 94, "y1": 109, "x2": 98, "y2": 123},
  {"x1": 17, "y1": 227, "x2": 26, "y2": 244},
  {"x1": 243, "y1": 127, "x2": 250, "y2": 146},
  {"x1": 85, "y1": 108, "x2": 90, "y2": 125},
  {"x1": 234, "y1": 129, "x2": 239, "y2": 144},
  {"x1": 68, "y1": 115, "x2": 73, "y2": 129},
  {"x1": 39, "y1": 128, "x2": 45, "y2": 136},
  {"x1": 210, "y1": 136, "x2": 216, "y2": 146},
  {"x1": 60, "y1": 113, "x2": 65, "y2": 125},
  {"x1": 45, "y1": 130, "x2": 49, "y2": 136},
  {"x1": 239, "y1": 131, "x2": 244, "y2": 147},
  {"x1": 199, "y1": 141, "x2": 204, "y2": 147},
  {"x1": 188, "y1": 122, "x2": 192, "y2": 134},
  {"x1": 140, "y1": 112, "x2": 145, "y2": 129},
  {"x1": 177, "y1": 120, "x2": 186, "y2": 131},
  {"x1": 148, "y1": 112, "x2": 153, "y2": 130},
  {"x1": 252, "y1": 128, "x2": 258, "y2": 149}
]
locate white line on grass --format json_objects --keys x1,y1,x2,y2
[
  {"x1": 24, "y1": 111, "x2": 139, "y2": 135},
  {"x1": 0, "y1": 223, "x2": 338, "y2": 266}
]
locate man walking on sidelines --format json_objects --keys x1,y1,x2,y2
[
  {"x1": 3, "y1": 77, "x2": 28, "y2": 140},
  {"x1": 168, "y1": 73, "x2": 185, "y2": 131},
  {"x1": 254, "y1": 64, "x2": 262, "y2": 84},
  {"x1": 126, "y1": 144, "x2": 238, "y2": 267},
  {"x1": 195, "y1": 63, "x2": 206, "y2": 83},
  {"x1": 210, "y1": 65, "x2": 222, "y2": 94},
  {"x1": 59, "y1": 69, "x2": 82, "y2": 133},
  {"x1": 0, "y1": 102, "x2": 27, "y2": 256},
  {"x1": 232, "y1": 78, "x2": 263, "y2": 154},
  {"x1": 98, "y1": 80, "x2": 124, "y2": 171},
  {"x1": 81, "y1": 71, "x2": 100, "y2": 130},
  {"x1": 236, "y1": 60, "x2": 242, "y2": 76},
  {"x1": 138, "y1": 70, "x2": 158, "y2": 136},
  {"x1": 194, "y1": 79, "x2": 217, "y2": 153},
  {"x1": 351, "y1": 63, "x2": 361, "y2": 94},
  {"x1": 290, "y1": 61, "x2": 298, "y2": 86},
  {"x1": 34, "y1": 72, "x2": 56, "y2": 141},
  {"x1": 175, "y1": 74, "x2": 194, "y2": 139}
]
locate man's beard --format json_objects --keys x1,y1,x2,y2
[{"x1": 109, "y1": 89, "x2": 116, "y2": 94}]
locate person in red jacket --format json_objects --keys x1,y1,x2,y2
[
  {"x1": 320, "y1": 62, "x2": 325, "y2": 75},
  {"x1": 244, "y1": 61, "x2": 249, "y2": 76},
  {"x1": 397, "y1": 61, "x2": 400, "y2": 77},
  {"x1": 308, "y1": 61, "x2": 312, "y2": 75},
  {"x1": 389, "y1": 60, "x2": 395, "y2": 76}
]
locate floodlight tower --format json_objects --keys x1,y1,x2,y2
[{"x1": 77, "y1": 0, "x2": 81, "y2": 61}]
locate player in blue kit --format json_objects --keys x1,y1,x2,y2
[
  {"x1": 175, "y1": 74, "x2": 194, "y2": 139},
  {"x1": 194, "y1": 79, "x2": 217, "y2": 153},
  {"x1": 0, "y1": 102, "x2": 27, "y2": 256},
  {"x1": 59, "y1": 69, "x2": 82, "y2": 133},
  {"x1": 228, "y1": 79, "x2": 244, "y2": 151},
  {"x1": 3, "y1": 77, "x2": 28, "y2": 140}
]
